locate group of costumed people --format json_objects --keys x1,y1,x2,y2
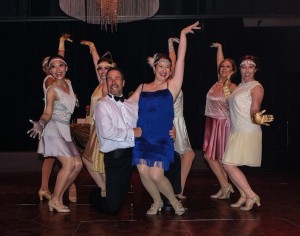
[{"x1": 27, "y1": 21, "x2": 274, "y2": 214}]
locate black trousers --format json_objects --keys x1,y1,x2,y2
[
  {"x1": 90, "y1": 149, "x2": 181, "y2": 215},
  {"x1": 90, "y1": 148, "x2": 134, "y2": 214}
]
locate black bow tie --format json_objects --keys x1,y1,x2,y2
[{"x1": 109, "y1": 94, "x2": 124, "y2": 103}]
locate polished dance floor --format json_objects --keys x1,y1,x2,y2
[{"x1": 1, "y1": 167, "x2": 300, "y2": 235}]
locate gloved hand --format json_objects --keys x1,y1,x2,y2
[
  {"x1": 168, "y1": 37, "x2": 180, "y2": 52},
  {"x1": 27, "y1": 120, "x2": 44, "y2": 140},
  {"x1": 251, "y1": 110, "x2": 274, "y2": 126}
]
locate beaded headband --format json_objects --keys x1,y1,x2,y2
[
  {"x1": 147, "y1": 53, "x2": 171, "y2": 69},
  {"x1": 240, "y1": 60, "x2": 256, "y2": 67}
]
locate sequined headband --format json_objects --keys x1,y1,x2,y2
[
  {"x1": 240, "y1": 60, "x2": 256, "y2": 67},
  {"x1": 147, "y1": 53, "x2": 171, "y2": 69}
]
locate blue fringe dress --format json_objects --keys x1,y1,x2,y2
[{"x1": 132, "y1": 84, "x2": 174, "y2": 171}]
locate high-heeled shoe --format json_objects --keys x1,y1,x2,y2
[
  {"x1": 230, "y1": 196, "x2": 247, "y2": 208},
  {"x1": 38, "y1": 189, "x2": 51, "y2": 201},
  {"x1": 210, "y1": 189, "x2": 223, "y2": 199},
  {"x1": 171, "y1": 200, "x2": 185, "y2": 216},
  {"x1": 146, "y1": 201, "x2": 164, "y2": 215},
  {"x1": 218, "y1": 184, "x2": 235, "y2": 199},
  {"x1": 240, "y1": 195, "x2": 261, "y2": 211},
  {"x1": 48, "y1": 200, "x2": 70, "y2": 213},
  {"x1": 68, "y1": 186, "x2": 77, "y2": 203}
]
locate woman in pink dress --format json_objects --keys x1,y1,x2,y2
[{"x1": 203, "y1": 43, "x2": 237, "y2": 200}]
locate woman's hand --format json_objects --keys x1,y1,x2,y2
[
  {"x1": 210, "y1": 42, "x2": 222, "y2": 48},
  {"x1": 181, "y1": 21, "x2": 201, "y2": 35},
  {"x1": 60, "y1": 33, "x2": 73, "y2": 42},
  {"x1": 27, "y1": 120, "x2": 44, "y2": 140}
]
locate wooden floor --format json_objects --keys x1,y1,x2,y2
[{"x1": 1, "y1": 167, "x2": 300, "y2": 236}]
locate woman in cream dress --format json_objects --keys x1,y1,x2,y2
[
  {"x1": 81, "y1": 40, "x2": 115, "y2": 196},
  {"x1": 168, "y1": 37, "x2": 195, "y2": 199},
  {"x1": 222, "y1": 55, "x2": 274, "y2": 211},
  {"x1": 28, "y1": 55, "x2": 83, "y2": 212}
]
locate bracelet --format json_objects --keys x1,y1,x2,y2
[{"x1": 38, "y1": 120, "x2": 45, "y2": 128}]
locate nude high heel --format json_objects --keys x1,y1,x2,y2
[
  {"x1": 230, "y1": 196, "x2": 247, "y2": 208},
  {"x1": 38, "y1": 189, "x2": 51, "y2": 201},
  {"x1": 210, "y1": 189, "x2": 223, "y2": 199},
  {"x1": 171, "y1": 200, "x2": 185, "y2": 216},
  {"x1": 48, "y1": 200, "x2": 70, "y2": 213},
  {"x1": 240, "y1": 195, "x2": 261, "y2": 211},
  {"x1": 146, "y1": 201, "x2": 164, "y2": 215},
  {"x1": 218, "y1": 184, "x2": 235, "y2": 199}
]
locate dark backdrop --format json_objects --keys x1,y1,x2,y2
[{"x1": 1, "y1": 16, "x2": 300, "y2": 169}]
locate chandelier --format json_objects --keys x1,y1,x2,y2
[{"x1": 59, "y1": 0, "x2": 159, "y2": 32}]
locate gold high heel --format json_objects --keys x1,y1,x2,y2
[
  {"x1": 68, "y1": 185, "x2": 77, "y2": 203},
  {"x1": 210, "y1": 189, "x2": 223, "y2": 199},
  {"x1": 218, "y1": 184, "x2": 235, "y2": 199},
  {"x1": 48, "y1": 200, "x2": 70, "y2": 213},
  {"x1": 38, "y1": 189, "x2": 51, "y2": 201},
  {"x1": 146, "y1": 201, "x2": 164, "y2": 215},
  {"x1": 230, "y1": 196, "x2": 247, "y2": 208},
  {"x1": 171, "y1": 200, "x2": 185, "y2": 216},
  {"x1": 240, "y1": 195, "x2": 261, "y2": 211}
]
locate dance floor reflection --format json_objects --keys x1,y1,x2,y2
[{"x1": 1, "y1": 168, "x2": 300, "y2": 235}]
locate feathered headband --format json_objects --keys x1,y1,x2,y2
[
  {"x1": 147, "y1": 53, "x2": 171, "y2": 70},
  {"x1": 97, "y1": 51, "x2": 116, "y2": 68}
]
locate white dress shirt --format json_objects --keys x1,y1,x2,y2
[{"x1": 94, "y1": 95, "x2": 138, "y2": 153}]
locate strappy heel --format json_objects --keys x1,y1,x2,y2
[
  {"x1": 171, "y1": 200, "x2": 185, "y2": 216},
  {"x1": 240, "y1": 195, "x2": 261, "y2": 211},
  {"x1": 230, "y1": 196, "x2": 247, "y2": 208},
  {"x1": 210, "y1": 189, "x2": 223, "y2": 199},
  {"x1": 146, "y1": 201, "x2": 163, "y2": 215},
  {"x1": 48, "y1": 200, "x2": 70, "y2": 213},
  {"x1": 218, "y1": 184, "x2": 234, "y2": 199}
]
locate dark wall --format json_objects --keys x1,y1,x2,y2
[{"x1": 1, "y1": 16, "x2": 300, "y2": 169}]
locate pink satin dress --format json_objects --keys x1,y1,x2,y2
[{"x1": 202, "y1": 82, "x2": 230, "y2": 160}]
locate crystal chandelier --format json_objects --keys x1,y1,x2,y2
[
  {"x1": 97, "y1": 0, "x2": 120, "y2": 32},
  {"x1": 59, "y1": 0, "x2": 159, "y2": 33}
]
